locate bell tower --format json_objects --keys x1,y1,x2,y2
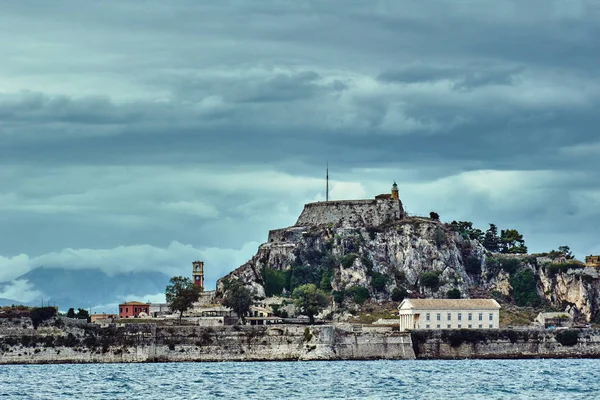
[
  {"x1": 192, "y1": 261, "x2": 204, "y2": 290},
  {"x1": 391, "y1": 181, "x2": 399, "y2": 200}
]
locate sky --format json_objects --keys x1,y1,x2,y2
[{"x1": 1, "y1": 1, "x2": 600, "y2": 304}]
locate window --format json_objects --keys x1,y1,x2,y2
[
  {"x1": 447, "y1": 313, "x2": 451, "y2": 320},
  {"x1": 468, "y1": 325, "x2": 472, "y2": 328},
  {"x1": 489, "y1": 324, "x2": 493, "y2": 329},
  {"x1": 120, "y1": 308, "x2": 123, "y2": 313},
  {"x1": 126, "y1": 307, "x2": 128, "y2": 313},
  {"x1": 426, "y1": 324, "x2": 430, "y2": 329},
  {"x1": 437, "y1": 313, "x2": 441, "y2": 321},
  {"x1": 458, "y1": 313, "x2": 462, "y2": 321},
  {"x1": 447, "y1": 324, "x2": 451, "y2": 329},
  {"x1": 489, "y1": 313, "x2": 493, "y2": 321},
  {"x1": 479, "y1": 324, "x2": 483, "y2": 328},
  {"x1": 479, "y1": 313, "x2": 483, "y2": 321},
  {"x1": 458, "y1": 324, "x2": 462, "y2": 328},
  {"x1": 426, "y1": 313, "x2": 430, "y2": 321},
  {"x1": 468, "y1": 313, "x2": 472, "y2": 321},
  {"x1": 437, "y1": 324, "x2": 440, "y2": 329}
]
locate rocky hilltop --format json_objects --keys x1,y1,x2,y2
[{"x1": 218, "y1": 191, "x2": 600, "y2": 322}]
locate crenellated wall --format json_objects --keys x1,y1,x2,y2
[{"x1": 295, "y1": 199, "x2": 404, "y2": 228}]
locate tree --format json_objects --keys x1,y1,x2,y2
[
  {"x1": 66, "y1": 308, "x2": 76, "y2": 318},
  {"x1": 222, "y1": 279, "x2": 253, "y2": 324},
  {"x1": 76, "y1": 308, "x2": 90, "y2": 320},
  {"x1": 500, "y1": 229, "x2": 528, "y2": 254},
  {"x1": 450, "y1": 221, "x2": 483, "y2": 242},
  {"x1": 558, "y1": 245, "x2": 574, "y2": 260},
  {"x1": 510, "y1": 269, "x2": 540, "y2": 307},
  {"x1": 262, "y1": 268, "x2": 287, "y2": 297},
  {"x1": 446, "y1": 288, "x2": 461, "y2": 299},
  {"x1": 30, "y1": 307, "x2": 57, "y2": 329},
  {"x1": 166, "y1": 276, "x2": 202, "y2": 323},
  {"x1": 548, "y1": 245, "x2": 574, "y2": 260},
  {"x1": 419, "y1": 271, "x2": 440, "y2": 290},
  {"x1": 483, "y1": 224, "x2": 500, "y2": 252},
  {"x1": 429, "y1": 211, "x2": 440, "y2": 221},
  {"x1": 391, "y1": 287, "x2": 408, "y2": 302},
  {"x1": 292, "y1": 283, "x2": 329, "y2": 324}
]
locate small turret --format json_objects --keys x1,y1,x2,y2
[{"x1": 391, "y1": 181, "x2": 399, "y2": 200}]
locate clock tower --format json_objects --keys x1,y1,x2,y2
[{"x1": 192, "y1": 261, "x2": 204, "y2": 290}]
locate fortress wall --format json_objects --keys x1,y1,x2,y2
[
  {"x1": 295, "y1": 199, "x2": 402, "y2": 228},
  {"x1": 267, "y1": 227, "x2": 307, "y2": 243}
]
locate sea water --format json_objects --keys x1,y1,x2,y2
[{"x1": 1, "y1": 359, "x2": 599, "y2": 399}]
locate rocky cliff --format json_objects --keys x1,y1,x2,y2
[{"x1": 218, "y1": 201, "x2": 600, "y2": 321}]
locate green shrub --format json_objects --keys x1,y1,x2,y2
[
  {"x1": 546, "y1": 262, "x2": 585, "y2": 276},
  {"x1": 340, "y1": 253, "x2": 358, "y2": 269},
  {"x1": 419, "y1": 271, "x2": 440, "y2": 290},
  {"x1": 391, "y1": 287, "x2": 408, "y2": 302},
  {"x1": 332, "y1": 290, "x2": 346, "y2": 305},
  {"x1": 555, "y1": 329, "x2": 579, "y2": 346},
  {"x1": 441, "y1": 329, "x2": 489, "y2": 347},
  {"x1": 498, "y1": 257, "x2": 520, "y2": 275},
  {"x1": 349, "y1": 286, "x2": 370, "y2": 305},
  {"x1": 394, "y1": 270, "x2": 406, "y2": 283},
  {"x1": 510, "y1": 269, "x2": 541, "y2": 307},
  {"x1": 319, "y1": 269, "x2": 333, "y2": 292},
  {"x1": 465, "y1": 256, "x2": 482, "y2": 275},
  {"x1": 371, "y1": 272, "x2": 388, "y2": 291},
  {"x1": 361, "y1": 256, "x2": 374, "y2": 275},
  {"x1": 433, "y1": 228, "x2": 447, "y2": 248},
  {"x1": 446, "y1": 288, "x2": 461, "y2": 299}
]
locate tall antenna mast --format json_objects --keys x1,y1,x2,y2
[{"x1": 326, "y1": 162, "x2": 329, "y2": 202}]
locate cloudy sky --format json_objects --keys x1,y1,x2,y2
[{"x1": 1, "y1": 1, "x2": 599, "y2": 303}]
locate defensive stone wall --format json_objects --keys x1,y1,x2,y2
[
  {"x1": 0, "y1": 318, "x2": 414, "y2": 364},
  {"x1": 4, "y1": 317, "x2": 599, "y2": 363},
  {"x1": 295, "y1": 199, "x2": 403, "y2": 228},
  {"x1": 411, "y1": 328, "x2": 600, "y2": 359}
]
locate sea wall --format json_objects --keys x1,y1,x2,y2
[
  {"x1": 0, "y1": 318, "x2": 414, "y2": 364},
  {"x1": 411, "y1": 328, "x2": 600, "y2": 359},
  {"x1": 295, "y1": 199, "x2": 403, "y2": 228}
]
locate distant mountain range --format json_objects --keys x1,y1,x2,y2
[{"x1": 0, "y1": 267, "x2": 171, "y2": 310}]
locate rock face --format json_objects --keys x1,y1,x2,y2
[{"x1": 218, "y1": 200, "x2": 600, "y2": 321}]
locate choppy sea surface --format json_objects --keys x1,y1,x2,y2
[{"x1": 1, "y1": 359, "x2": 599, "y2": 399}]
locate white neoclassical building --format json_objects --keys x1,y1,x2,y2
[{"x1": 398, "y1": 299, "x2": 501, "y2": 331}]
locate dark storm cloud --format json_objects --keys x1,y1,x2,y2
[{"x1": 1, "y1": 1, "x2": 600, "y2": 303}]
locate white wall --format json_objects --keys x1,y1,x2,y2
[{"x1": 399, "y1": 309, "x2": 500, "y2": 331}]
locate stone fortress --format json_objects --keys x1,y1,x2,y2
[
  {"x1": 586, "y1": 255, "x2": 600, "y2": 268},
  {"x1": 268, "y1": 182, "x2": 405, "y2": 243}
]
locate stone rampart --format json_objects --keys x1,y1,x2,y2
[
  {"x1": 0, "y1": 318, "x2": 414, "y2": 364},
  {"x1": 295, "y1": 199, "x2": 403, "y2": 228},
  {"x1": 411, "y1": 328, "x2": 600, "y2": 359}
]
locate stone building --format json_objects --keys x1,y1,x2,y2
[
  {"x1": 398, "y1": 299, "x2": 501, "y2": 331},
  {"x1": 291, "y1": 182, "x2": 405, "y2": 229},
  {"x1": 90, "y1": 313, "x2": 117, "y2": 324},
  {"x1": 535, "y1": 312, "x2": 573, "y2": 328},
  {"x1": 586, "y1": 255, "x2": 600, "y2": 268}
]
